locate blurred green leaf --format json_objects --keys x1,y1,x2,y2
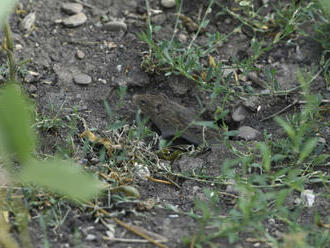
[
  {"x1": 0, "y1": 0, "x2": 17, "y2": 24},
  {"x1": 319, "y1": 0, "x2": 330, "y2": 16},
  {"x1": 275, "y1": 117, "x2": 296, "y2": 141},
  {"x1": 19, "y1": 159, "x2": 103, "y2": 201},
  {"x1": 257, "y1": 142, "x2": 271, "y2": 172},
  {"x1": 298, "y1": 138, "x2": 318, "y2": 163},
  {"x1": 0, "y1": 83, "x2": 36, "y2": 163},
  {"x1": 194, "y1": 121, "x2": 218, "y2": 129}
]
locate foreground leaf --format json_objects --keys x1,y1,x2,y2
[
  {"x1": 19, "y1": 159, "x2": 103, "y2": 201},
  {"x1": 0, "y1": 0, "x2": 18, "y2": 24},
  {"x1": 0, "y1": 84, "x2": 36, "y2": 163}
]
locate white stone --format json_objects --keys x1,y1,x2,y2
[
  {"x1": 73, "y1": 73, "x2": 92, "y2": 85},
  {"x1": 103, "y1": 21, "x2": 127, "y2": 32},
  {"x1": 21, "y1": 12, "x2": 36, "y2": 31},
  {"x1": 161, "y1": 0, "x2": 176, "y2": 8},
  {"x1": 61, "y1": 3, "x2": 83, "y2": 15},
  {"x1": 63, "y1": 12, "x2": 87, "y2": 27},
  {"x1": 238, "y1": 126, "x2": 261, "y2": 140}
]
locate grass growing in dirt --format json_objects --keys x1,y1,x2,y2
[
  {"x1": 0, "y1": 0, "x2": 329, "y2": 247},
  {"x1": 139, "y1": 0, "x2": 330, "y2": 247}
]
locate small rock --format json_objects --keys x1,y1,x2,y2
[
  {"x1": 28, "y1": 84, "x2": 37, "y2": 94},
  {"x1": 168, "y1": 75, "x2": 193, "y2": 95},
  {"x1": 301, "y1": 190, "x2": 315, "y2": 207},
  {"x1": 173, "y1": 156, "x2": 204, "y2": 174},
  {"x1": 16, "y1": 2, "x2": 24, "y2": 10},
  {"x1": 151, "y1": 14, "x2": 167, "y2": 25},
  {"x1": 247, "y1": 71, "x2": 267, "y2": 89},
  {"x1": 243, "y1": 95, "x2": 260, "y2": 112},
  {"x1": 232, "y1": 105, "x2": 248, "y2": 122},
  {"x1": 178, "y1": 33, "x2": 187, "y2": 43},
  {"x1": 21, "y1": 12, "x2": 36, "y2": 31},
  {"x1": 15, "y1": 44, "x2": 23, "y2": 50},
  {"x1": 73, "y1": 73, "x2": 92, "y2": 85},
  {"x1": 24, "y1": 73, "x2": 35, "y2": 83},
  {"x1": 76, "y1": 49, "x2": 85, "y2": 59},
  {"x1": 161, "y1": 0, "x2": 176, "y2": 8},
  {"x1": 90, "y1": 158, "x2": 100, "y2": 165},
  {"x1": 223, "y1": 68, "x2": 236, "y2": 78},
  {"x1": 103, "y1": 21, "x2": 127, "y2": 32},
  {"x1": 133, "y1": 163, "x2": 150, "y2": 181},
  {"x1": 114, "y1": 70, "x2": 150, "y2": 87},
  {"x1": 237, "y1": 126, "x2": 261, "y2": 140},
  {"x1": 85, "y1": 234, "x2": 96, "y2": 241},
  {"x1": 98, "y1": 78, "x2": 107, "y2": 84},
  {"x1": 62, "y1": 12, "x2": 87, "y2": 27},
  {"x1": 116, "y1": 65, "x2": 123, "y2": 72},
  {"x1": 224, "y1": 18, "x2": 231, "y2": 24},
  {"x1": 61, "y1": 3, "x2": 83, "y2": 15}
]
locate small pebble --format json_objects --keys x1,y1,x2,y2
[
  {"x1": 76, "y1": 49, "x2": 85, "y2": 59},
  {"x1": 90, "y1": 158, "x2": 99, "y2": 165},
  {"x1": 21, "y1": 12, "x2": 36, "y2": 31},
  {"x1": 133, "y1": 163, "x2": 150, "y2": 181},
  {"x1": 301, "y1": 190, "x2": 315, "y2": 207},
  {"x1": 28, "y1": 84, "x2": 37, "y2": 94},
  {"x1": 24, "y1": 73, "x2": 35, "y2": 83},
  {"x1": 243, "y1": 95, "x2": 260, "y2": 112},
  {"x1": 61, "y1": 3, "x2": 83, "y2": 15},
  {"x1": 151, "y1": 14, "x2": 167, "y2": 25},
  {"x1": 232, "y1": 105, "x2": 248, "y2": 122},
  {"x1": 103, "y1": 21, "x2": 127, "y2": 32},
  {"x1": 178, "y1": 33, "x2": 187, "y2": 43},
  {"x1": 73, "y1": 73, "x2": 92, "y2": 85},
  {"x1": 62, "y1": 12, "x2": 87, "y2": 27},
  {"x1": 98, "y1": 78, "x2": 107, "y2": 84},
  {"x1": 161, "y1": 0, "x2": 176, "y2": 8},
  {"x1": 15, "y1": 44, "x2": 23, "y2": 50},
  {"x1": 116, "y1": 65, "x2": 123, "y2": 72},
  {"x1": 85, "y1": 234, "x2": 96, "y2": 241},
  {"x1": 237, "y1": 126, "x2": 261, "y2": 140}
]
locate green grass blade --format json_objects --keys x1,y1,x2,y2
[{"x1": 298, "y1": 138, "x2": 318, "y2": 163}]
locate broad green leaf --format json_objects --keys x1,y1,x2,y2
[
  {"x1": 0, "y1": 0, "x2": 18, "y2": 24},
  {"x1": 19, "y1": 159, "x2": 103, "y2": 201},
  {"x1": 298, "y1": 138, "x2": 318, "y2": 163},
  {"x1": 0, "y1": 84, "x2": 36, "y2": 163}
]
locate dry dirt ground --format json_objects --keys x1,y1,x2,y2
[{"x1": 1, "y1": 0, "x2": 330, "y2": 247}]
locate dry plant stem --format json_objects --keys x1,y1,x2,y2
[
  {"x1": 4, "y1": 21, "x2": 16, "y2": 81},
  {"x1": 144, "y1": 0, "x2": 152, "y2": 46},
  {"x1": 0, "y1": 191, "x2": 20, "y2": 248},
  {"x1": 187, "y1": 0, "x2": 214, "y2": 51},
  {"x1": 113, "y1": 218, "x2": 169, "y2": 248},
  {"x1": 170, "y1": 0, "x2": 183, "y2": 45},
  {"x1": 261, "y1": 99, "x2": 330, "y2": 121},
  {"x1": 86, "y1": 202, "x2": 168, "y2": 248}
]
